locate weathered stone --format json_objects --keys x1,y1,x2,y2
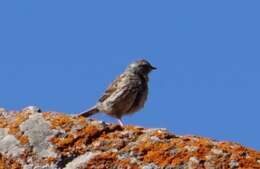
[
  {"x1": 229, "y1": 160, "x2": 239, "y2": 168},
  {"x1": 20, "y1": 113, "x2": 56, "y2": 158},
  {"x1": 0, "y1": 108, "x2": 258, "y2": 169},
  {"x1": 0, "y1": 128, "x2": 24, "y2": 157},
  {"x1": 64, "y1": 152, "x2": 100, "y2": 169},
  {"x1": 22, "y1": 106, "x2": 42, "y2": 113}
]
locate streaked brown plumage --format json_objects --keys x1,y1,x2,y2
[{"x1": 79, "y1": 59, "x2": 156, "y2": 126}]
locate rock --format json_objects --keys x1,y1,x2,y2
[
  {"x1": 20, "y1": 113, "x2": 57, "y2": 158},
  {"x1": 64, "y1": 152, "x2": 100, "y2": 169},
  {"x1": 0, "y1": 108, "x2": 6, "y2": 113},
  {"x1": 211, "y1": 148, "x2": 223, "y2": 155},
  {"x1": 188, "y1": 157, "x2": 200, "y2": 168},
  {"x1": 22, "y1": 106, "x2": 42, "y2": 113},
  {"x1": 229, "y1": 160, "x2": 239, "y2": 168},
  {"x1": 0, "y1": 131, "x2": 24, "y2": 157},
  {"x1": 0, "y1": 108, "x2": 259, "y2": 169},
  {"x1": 0, "y1": 108, "x2": 8, "y2": 117},
  {"x1": 142, "y1": 163, "x2": 160, "y2": 169}
]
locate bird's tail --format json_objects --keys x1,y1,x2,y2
[{"x1": 79, "y1": 106, "x2": 99, "y2": 117}]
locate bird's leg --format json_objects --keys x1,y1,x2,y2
[{"x1": 117, "y1": 118, "x2": 124, "y2": 127}]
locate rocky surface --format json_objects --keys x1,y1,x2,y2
[{"x1": 0, "y1": 107, "x2": 259, "y2": 169}]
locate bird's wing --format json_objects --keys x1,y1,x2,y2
[
  {"x1": 99, "y1": 73, "x2": 142, "y2": 114},
  {"x1": 98, "y1": 73, "x2": 129, "y2": 102},
  {"x1": 106, "y1": 82, "x2": 140, "y2": 114}
]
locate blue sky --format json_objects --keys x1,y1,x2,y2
[{"x1": 0, "y1": 1, "x2": 259, "y2": 150}]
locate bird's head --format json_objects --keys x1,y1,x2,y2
[{"x1": 127, "y1": 59, "x2": 156, "y2": 75}]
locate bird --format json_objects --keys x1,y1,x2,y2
[{"x1": 79, "y1": 59, "x2": 156, "y2": 126}]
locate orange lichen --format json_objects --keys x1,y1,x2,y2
[
  {"x1": 0, "y1": 154, "x2": 22, "y2": 169},
  {"x1": 8, "y1": 112, "x2": 30, "y2": 135},
  {"x1": 52, "y1": 134, "x2": 75, "y2": 148},
  {"x1": 44, "y1": 157, "x2": 57, "y2": 165},
  {"x1": 216, "y1": 142, "x2": 260, "y2": 168},
  {"x1": 114, "y1": 159, "x2": 139, "y2": 169},
  {"x1": 18, "y1": 135, "x2": 29, "y2": 145},
  {"x1": 50, "y1": 113, "x2": 75, "y2": 131},
  {"x1": 78, "y1": 117, "x2": 88, "y2": 126},
  {"x1": 2, "y1": 112, "x2": 31, "y2": 147},
  {"x1": 50, "y1": 122, "x2": 104, "y2": 156},
  {"x1": 0, "y1": 117, "x2": 7, "y2": 128},
  {"x1": 133, "y1": 140, "x2": 177, "y2": 166},
  {"x1": 42, "y1": 112, "x2": 53, "y2": 121}
]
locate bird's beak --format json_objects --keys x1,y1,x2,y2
[{"x1": 151, "y1": 65, "x2": 157, "y2": 70}]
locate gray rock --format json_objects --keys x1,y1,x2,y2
[
  {"x1": 0, "y1": 128, "x2": 23, "y2": 157},
  {"x1": 229, "y1": 160, "x2": 239, "y2": 168},
  {"x1": 184, "y1": 145, "x2": 199, "y2": 152},
  {"x1": 64, "y1": 152, "x2": 100, "y2": 169},
  {"x1": 0, "y1": 108, "x2": 8, "y2": 117},
  {"x1": 20, "y1": 113, "x2": 56, "y2": 158},
  {"x1": 211, "y1": 148, "x2": 224, "y2": 155},
  {"x1": 34, "y1": 165, "x2": 56, "y2": 169},
  {"x1": 169, "y1": 148, "x2": 179, "y2": 156},
  {"x1": 0, "y1": 128, "x2": 7, "y2": 140},
  {"x1": 142, "y1": 163, "x2": 160, "y2": 169},
  {"x1": 188, "y1": 157, "x2": 200, "y2": 168},
  {"x1": 23, "y1": 164, "x2": 33, "y2": 169},
  {"x1": 118, "y1": 152, "x2": 130, "y2": 160},
  {"x1": 22, "y1": 106, "x2": 42, "y2": 113},
  {"x1": 0, "y1": 108, "x2": 6, "y2": 113},
  {"x1": 150, "y1": 136, "x2": 160, "y2": 142}
]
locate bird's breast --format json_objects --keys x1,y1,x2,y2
[{"x1": 127, "y1": 76, "x2": 149, "y2": 114}]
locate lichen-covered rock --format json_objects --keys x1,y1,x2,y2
[
  {"x1": 0, "y1": 107, "x2": 259, "y2": 169},
  {"x1": 20, "y1": 113, "x2": 57, "y2": 158}
]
